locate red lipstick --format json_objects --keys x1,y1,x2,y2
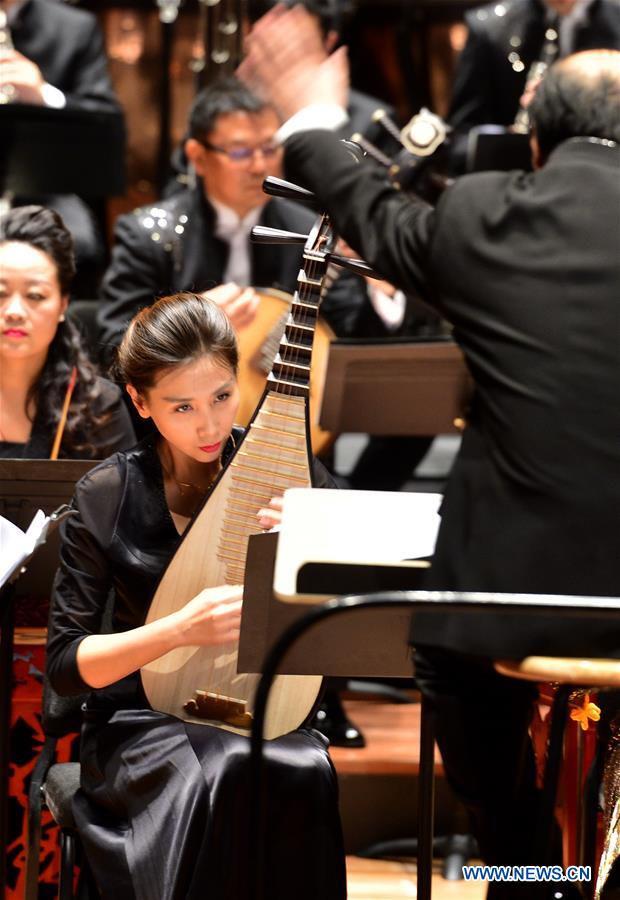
[
  {"x1": 3, "y1": 328, "x2": 28, "y2": 337},
  {"x1": 199, "y1": 441, "x2": 221, "y2": 453}
]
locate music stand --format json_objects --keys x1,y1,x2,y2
[
  {"x1": 0, "y1": 458, "x2": 96, "y2": 894},
  {"x1": 0, "y1": 104, "x2": 125, "y2": 197},
  {"x1": 239, "y1": 531, "x2": 428, "y2": 678},
  {"x1": 319, "y1": 338, "x2": 471, "y2": 436},
  {"x1": 239, "y1": 490, "x2": 441, "y2": 676},
  {"x1": 0, "y1": 459, "x2": 95, "y2": 616},
  {"x1": 466, "y1": 125, "x2": 532, "y2": 173}
]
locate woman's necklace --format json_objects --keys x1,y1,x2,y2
[
  {"x1": 161, "y1": 457, "x2": 221, "y2": 497},
  {"x1": 159, "y1": 443, "x2": 223, "y2": 518}
]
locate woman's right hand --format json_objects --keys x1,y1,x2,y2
[
  {"x1": 172, "y1": 584, "x2": 243, "y2": 648},
  {"x1": 76, "y1": 585, "x2": 244, "y2": 690}
]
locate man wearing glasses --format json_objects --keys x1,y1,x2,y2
[
  {"x1": 98, "y1": 77, "x2": 383, "y2": 354},
  {"x1": 96, "y1": 78, "x2": 285, "y2": 348}
]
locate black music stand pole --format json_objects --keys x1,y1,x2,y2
[{"x1": 0, "y1": 580, "x2": 17, "y2": 894}]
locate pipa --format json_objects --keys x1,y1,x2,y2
[{"x1": 141, "y1": 173, "x2": 378, "y2": 739}]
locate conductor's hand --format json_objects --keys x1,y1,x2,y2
[
  {"x1": 173, "y1": 584, "x2": 243, "y2": 647},
  {"x1": 238, "y1": 5, "x2": 349, "y2": 122},
  {"x1": 201, "y1": 283, "x2": 259, "y2": 333},
  {"x1": 257, "y1": 496, "x2": 283, "y2": 531},
  {"x1": 0, "y1": 51, "x2": 45, "y2": 104}
]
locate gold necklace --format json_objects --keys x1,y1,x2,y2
[
  {"x1": 159, "y1": 432, "x2": 236, "y2": 499},
  {"x1": 161, "y1": 458, "x2": 221, "y2": 497}
]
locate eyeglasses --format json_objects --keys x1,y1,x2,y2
[{"x1": 200, "y1": 139, "x2": 281, "y2": 163}]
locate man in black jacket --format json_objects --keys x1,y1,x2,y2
[
  {"x1": 240, "y1": 10, "x2": 620, "y2": 893},
  {"x1": 1, "y1": 0, "x2": 123, "y2": 292},
  {"x1": 447, "y1": 0, "x2": 620, "y2": 169},
  {"x1": 1, "y1": 0, "x2": 119, "y2": 112},
  {"x1": 449, "y1": 0, "x2": 620, "y2": 131},
  {"x1": 98, "y1": 76, "x2": 389, "y2": 353}
]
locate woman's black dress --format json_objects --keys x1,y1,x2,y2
[
  {"x1": 0, "y1": 377, "x2": 135, "y2": 459},
  {"x1": 46, "y1": 432, "x2": 346, "y2": 900}
]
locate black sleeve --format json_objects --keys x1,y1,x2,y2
[
  {"x1": 61, "y1": 16, "x2": 122, "y2": 115},
  {"x1": 46, "y1": 462, "x2": 122, "y2": 696},
  {"x1": 447, "y1": 16, "x2": 497, "y2": 132},
  {"x1": 320, "y1": 270, "x2": 392, "y2": 339},
  {"x1": 284, "y1": 131, "x2": 438, "y2": 307},
  {"x1": 98, "y1": 213, "x2": 171, "y2": 351},
  {"x1": 92, "y1": 378, "x2": 136, "y2": 455},
  {"x1": 312, "y1": 455, "x2": 337, "y2": 489}
]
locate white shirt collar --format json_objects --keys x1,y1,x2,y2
[
  {"x1": 211, "y1": 199, "x2": 264, "y2": 287},
  {"x1": 211, "y1": 199, "x2": 263, "y2": 242}
]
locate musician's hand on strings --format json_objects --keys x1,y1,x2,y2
[
  {"x1": 0, "y1": 50, "x2": 45, "y2": 104},
  {"x1": 201, "y1": 283, "x2": 259, "y2": 333},
  {"x1": 175, "y1": 584, "x2": 243, "y2": 647},
  {"x1": 238, "y1": 5, "x2": 349, "y2": 121},
  {"x1": 257, "y1": 496, "x2": 283, "y2": 531}
]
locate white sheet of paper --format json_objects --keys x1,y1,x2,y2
[
  {"x1": 0, "y1": 509, "x2": 47, "y2": 588},
  {"x1": 274, "y1": 489, "x2": 442, "y2": 599}
]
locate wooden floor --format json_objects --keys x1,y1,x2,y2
[
  {"x1": 332, "y1": 698, "x2": 486, "y2": 897},
  {"x1": 346, "y1": 857, "x2": 487, "y2": 899},
  {"x1": 329, "y1": 697, "x2": 442, "y2": 775}
]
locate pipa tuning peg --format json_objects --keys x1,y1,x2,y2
[
  {"x1": 251, "y1": 225, "x2": 308, "y2": 245},
  {"x1": 340, "y1": 139, "x2": 366, "y2": 164},
  {"x1": 371, "y1": 108, "x2": 402, "y2": 143},
  {"x1": 400, "y1": 108, "x2": 449, "y2": 157},
  {"x1": 328, "y1": 253, "x2": 381, "y2": 280},
  {"x1": 261, "y1": 176, "x2": 319, "y2": 210}
]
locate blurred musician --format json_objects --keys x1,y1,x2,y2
[
  {"x1": 0, "y1": 206, "x2": 134, "y2": 459},
  {"x1": 448, "y1": 0, "x2": 620, "y2": 167},
  {"x1": 98, "y1": 76, "x2": 382, "y2": 358},
  {"x1": 164, "y1": 0, "x2": 396, "y2": 198},
  {"x1": 0, "y1": 0, "x2": 124, "y2": 293}
]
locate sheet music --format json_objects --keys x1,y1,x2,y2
[
  {"x1": 0, "y1": 509, "x2": 48, "y2": 588},
  {"x1": 274, "y1": 489, "x2": 442, "y2": 599}
]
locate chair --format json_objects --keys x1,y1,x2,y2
[
  {"x1": 25, "y1": 677, "x2": 87, "y2": 900},
  {"x1": 26, "y1": 592, "x2": 114, "y2": 899},
  {"x1": 494, "y1": 656, "x2": 620, "y2": 897}
]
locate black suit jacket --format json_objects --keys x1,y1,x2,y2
[
  {"x1": 98, "y1": 185, "x2": 385, "y2": 347},
  {"x1": 10, "y1": 0, "x2": 120, "y2": 113},
  {"x1": 285, "y1": 129, "x2": 620, "y2": 659},
  {"x1": 449, "y1": 0, "x2": 620, "y2": 131}
]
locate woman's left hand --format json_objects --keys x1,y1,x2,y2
[{"x1": 257, "y1": 496, "x2": 283, "y2": 531}]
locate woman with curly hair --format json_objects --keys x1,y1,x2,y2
[{"x1": 0, "y1": 205, "x2": 135, "y2": 458}]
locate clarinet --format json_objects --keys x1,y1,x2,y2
[
  {"x1": 191, "y1": 0, "x2": 245, "y2": 87},
  {"x1": 0, "y1": 9, "x2": 17, "y2": 104},
  {"x1": 513, "y1": 20, "x2": 560, "y2": 133}
]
